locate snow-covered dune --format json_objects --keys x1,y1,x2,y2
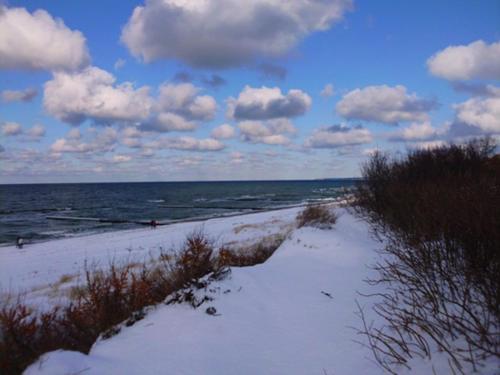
[
  {"x1": 2, "y1": 206, "x2": 488, "y2": 374},
  {"x1": 23, "y1": 208, "x2": 388, "y2": 375},
  {"x1": 0, "y1": 206, "x2": 300, "y2": 308}
]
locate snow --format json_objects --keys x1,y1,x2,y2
[
  {"x1": 1, "y1": 206, "x2": 496, "y2": 374},
  {"x1": 0, "y1": 206, "x2": 299, "y2": 308}
]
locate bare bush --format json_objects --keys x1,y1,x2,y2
[
  {"x1": 0, "y1": 229, "x2": 289, "y2": 374},
  {"x1": 0, "y1": 231, "x2": 220, "y2": 374},
  {"x1": 353, "y1": 138, "x2": 500, "y2": 374},
  {"x1": 218, "y1": 234, "x2": 286, "y2": 268},
  {"x1": 296, "y1": 205, "x2": 337, "y2": 229}
]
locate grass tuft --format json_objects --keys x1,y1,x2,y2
[{"x1": 296, "y1": 205, "x2": 337, "y2": 229}]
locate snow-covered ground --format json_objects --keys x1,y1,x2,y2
[
  {"x1": 1, "y1": 206, "x2": 495, "y2": 374},
  {"x1": 0, "y1": 206, "x2": 299, "y2": 309}
]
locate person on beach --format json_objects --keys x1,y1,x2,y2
[
  {"x1": 16, "y1": 236, "x2": 24, "y2": 249},
  {"x1": 150, "y1": 220, "x2": 158, "y2": 229}
]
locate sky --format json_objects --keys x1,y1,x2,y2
[{"x1": 0, "y1": 0, "x2": 499, "y2": 183}]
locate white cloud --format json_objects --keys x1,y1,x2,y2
[
  {"x1": 0, "y1": 6, "x2": 90, "y2": 71},
  {"x1": 120, "y1": 126, "x2": 143, "y2": 148},
  {"x1": 336, "y1": 85, "x2": 436, "y2": 124},
  {"x1": 26, "y1": 124, "x2": 46, "y2": 141},
  {"x1": 50, "y1": 138, "x2": 92, "y2": 153},
  {"x1": 454, "y1": 95, "x2": 500, "y2": 133},
  {"x1": 66, "y1": 128, "x2": 82, "y2": 140},
  {"x1": 227, "y1": 86, "x2": 311, "y2": 120},
  {"x1": 1, "y1": 122, "x2": 23, "y2": 136},
  {"x1": 412, "y1": 140, "x2": 447, "y2": 150},
  {"x1": 238, "y1": 118, "x2": 296, "y2": 145},
  {"x1": 211, "y1": 124, "x2": 236, "y2": 139},
  {"x1": 112, "y1": 154, "x2": 132, "y2": 163},
  {"x1": 44, "y1": 66, "x2": 153, "y2": 125},
  {"x1": 144, "y1": 112, "x2": 197, "y2": 132},
  {"x1": 121, "y1": 0, "x2": 352, "y2": 68},
  {"x1": 320, "y1": 83, "x2": 334, "y2": 97},
  {"x1": 427, "y1": 40, "x2": 500, "y2": 81},
  {"x1": 156, "y1": 83, "x2": 216, "y2": 121},
  {"x1": 139, "y1": 83, "x2": 217, "y2": 133},
  {"x1": 305, "y1": 125, "x2": 372, "y2": 148},
  {"x1": 1, "y1": 88, "x2": 37, "y2": 102},
  {"x1": 388, "y1": 121, "x2": 439, "y2": 142},
  {"x1": 148, "y1": 137, "x2": 225, "y2": 152},
  {"x1": 114, "y1": 58, "x2": 126, "y2": 70},
  {"x1": 50, "y1": 127, "x2": 118, "y2": 154}
]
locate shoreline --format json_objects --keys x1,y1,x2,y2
[
  {"x1": 0, "y1": 198, "x2": 347, "y2": 249},
  {"x1": 0, "y1": 204, "x2": 311, "y2": 304}
]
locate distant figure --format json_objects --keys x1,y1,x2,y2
[
  {"x1": 150, "y1": 220, "x2": 158, "y2": 229},
  {"x1": 16, "y1": 236, "x2": 24, "y2": 249}
]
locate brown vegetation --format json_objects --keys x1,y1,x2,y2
[
  {"x1": 218, "y1": 234, "x2": 286, "y2": 267},
  {"x1": 296, "y1": 204, "x2": 337, "y2": 229},
  {"x1": 353, "y1": 138, "x2": 500, "y2": 374},
  {"x1": 0, "y1": 231, "x2": 286, "y2": 374}
]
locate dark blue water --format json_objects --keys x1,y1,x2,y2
[{"x1": 0, "y1": 180, "x2": 357, "y2": 245}]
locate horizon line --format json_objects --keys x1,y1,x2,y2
[{"x1": 0, "y1": 177, "x2": 362, "y2": 186}]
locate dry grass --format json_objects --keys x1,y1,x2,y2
[
  {"x1": 296, "y1": 205, "x2": 337, "y2": 229},
  {"x1": 0, "y1": 230, "x2": 287, "y2": 374},
  {"x1": 218, "y1": 234, "x2": 286, "y2": 268}
]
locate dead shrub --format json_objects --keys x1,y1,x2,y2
[
  {"x1": 218, "y1": 234, "x2": 286, "y2": 268},
  {"x1": 353, "y1": 137, "x2": 500, "y2": 374},
  {"x1": 0, "y1": 228, "x2": 290, "y2": 374},
  {"x1": 0, "y1": 231, "x2": 224, "y2": 374},
  {"x1": 296, "y1": 205, "x2": 337, "y2": 229}
]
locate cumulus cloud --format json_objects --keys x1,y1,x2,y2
[
  {"x1": 227, "y1": 86, "x2": 311, "y2": 120},
  {"x1": 26, "y1": 124, "x2": 46, "y2": 141},
  {"x1": 304, "y1": 124, "x2": 372, "y2": 148},
  {"x1": 114, "y1": 58, "x2": 126, "y2": 70},
  {"x1": 139, "y1": 83, "x2": 216, "y2": 133},
  {"x1": 388, "y1": 121, "x2": 440, "y2": 142},
  {"x1": 44, "y1": 68, "x2": 217, "y2": 134},
  {"x1": 1, "y1": 122, "x2": 23, "y2": 136},
  {"x1": 1, "y1": 88, "x2": 37, "y2": 102},
  {"x1": 320, "y1": 83, "x2": 334, "y2": 97},
  {"x1": 427, "y1": 40, "x2": 500, "y2": 81},
  {"x1": 211, "y1": 124, "x2": 236, "y2": 139},
  {"x1": 336, "y1": 85, "x2": 436, "y2": 124},
  {"x1": 156, "y1": 83, "x2": 216, "y2": 121},
  {"x1": 142, "y1": 112, "x2": 197, "y2": 132},
  {"x1": 0, "y1": 6, "x2": 90, "y2": 71},
  {"x1": 50, "y1": 127, "x2": 118, "y2": 154},
  {"x1": 44, "y1": 66, "x2": 153, "y2": 125},
  {"x1": 238, "y1": 118, "x2": 296, "y2": 145},
  {"x1": 148, "y1": 137, "x2": 225, "y2": 151},
  {"x1": 121, "y1": 0, "x2": 352, "y2": 68},
  {"x1": 454, "y1": 95, "x2": 500, "y2": 133}
]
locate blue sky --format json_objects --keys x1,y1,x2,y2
[{"x1": 1, "y1": 0, "x2": 499, "y2": 183}]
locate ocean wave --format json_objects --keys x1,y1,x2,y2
[
  {"x1": 0, "y1": 207, "x2": 74, "y2": 215},
  {"x1": 147, "y1": 199, "x2": 165, "y2": 203}
]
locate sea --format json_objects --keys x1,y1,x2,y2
[{"x1": 0, "y1": 179, "x2": 358, "y2": 246}]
